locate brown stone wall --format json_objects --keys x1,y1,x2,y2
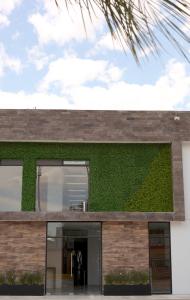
[
  {"x1": 102, "y1": 222, "x2": 149, "y2": 280},
  {"x1": 0, "y1": 109, "x2": 188, "y2": 142},
  {"x1": 0, "y1": 222, "x2": 46, "y2": 273}
]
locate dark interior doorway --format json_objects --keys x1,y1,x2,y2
[{"x1": 72, "y1": 239, "x2": 87, "y2": 287}]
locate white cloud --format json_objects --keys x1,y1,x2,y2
[
  {"x1": 67, "y1": 60, "x2": 190, "y2": 110},
  {"x1": 38, "y1": 55, "x2": 124, "y2": 92},
  {"x1": 0, "y1": 1, "x2": 22, "y2": 14},
  {"x1": 28, "y1": 45, "x2": 54, "y2": 71},
  {"x1": 29, "y1": 0, "x2": 104, "y2": 45},
  {"x1": 0, "y1": 14, "x2": 9, "y2": 27},
  {"x1": 0, "y1": 0, "x2": 22, "y2": 27},
  {"x1": 96, "y1": 33, "x2": 123, "y2": 52},
  {"x1": 0, "y1": 59, "x2": 189, "y2": 110},
  {"x1": 0, "y1": 43, "x2": 22, "y2": 77},
  {"x1": 0, "y1": 91, "x2": 71, "y2": 109},
  {"x1": 94, "y1": 32, "x2": 157, "y2": 59}
]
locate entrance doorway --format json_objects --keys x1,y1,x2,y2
[{"x1": 46, "y1": 222, "x2": 101, "y2": 295}]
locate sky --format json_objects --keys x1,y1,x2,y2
[{"x1": 0, "y1": 0, "x2": 190, "y2": 110}]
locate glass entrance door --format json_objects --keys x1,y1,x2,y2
[{"x1": 46, "y1": 222, "x2": 101, "y2": 295}]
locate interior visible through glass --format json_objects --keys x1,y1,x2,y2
[
  {"x1": 36, "y1": 164, "x2": 88, "y2": 211},
  {"x1": 46, "y1": 222, "x2": 101, "y2": 295},
  {"x1": 0, "y1": 164, "x2": 22, "y2": 211},
  {"x1": 149, "y1": 222, "x2": 172, "y2": 294}
]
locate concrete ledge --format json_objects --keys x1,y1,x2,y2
[{"x1": 0, "y1": 211, "x2": 176, "y2": 222}]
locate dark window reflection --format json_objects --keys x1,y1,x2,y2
[
  {"x1": 149, "y1": 222, "x2": 172, "y2": 294},
  {"x1": 36, "y1": 163, "x2": 89, "y2": 212},
  {"x1": 0, "y1": 163, "x2": 22, "y2": 211}
]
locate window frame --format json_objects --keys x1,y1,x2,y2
[
  {"x1": 36, "y1": 160, "x2": 89, "y2": 212},
  {"x1": 0, "y1": 159, "x2": 22, "y2": 166},
  {"x1": 0, "y1": 159, "x2": 23, "y2": 211}
]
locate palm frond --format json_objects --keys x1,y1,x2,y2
[{"x1": 55, "y1": 0, "x2": 190, "y2": 62}]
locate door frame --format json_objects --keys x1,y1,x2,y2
[
  {"x1": 45, "y1": 221, "x2": 102, "y2": 295},
  {"x1": 148, "y1": 222, "x2": 172, "y2": 294}
]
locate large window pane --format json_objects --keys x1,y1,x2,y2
[
  {"x1": 149, "y1": 222, "x2": 172, "y2": 294},
  {"x1": 36, "y1": 162, "x2": 89, "y2": 212},
  {"x1": 0, "y1": 161, "x2": 22, "y2": 211}
]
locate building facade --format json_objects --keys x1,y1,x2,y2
[{"x1": 0, "y1": 109, "x2": 189, "y2": 295}]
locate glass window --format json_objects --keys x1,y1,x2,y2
[
  {"x1": 149, "y1": 222, "x2": 172, "y2": 294},
  {"x1": 36, "y1": 161, "x2": 89, "y2": 212},
  {"x1": 0, "y1": 160, "x2": 22, "y2": 211}
]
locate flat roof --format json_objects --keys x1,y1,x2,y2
[{"x1": 0, "y1": 109, "x2": 188, "y2": 142}]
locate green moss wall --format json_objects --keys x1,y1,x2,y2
[{"x1": 0, "y1": 142, "x2": 173, "y2": 212}]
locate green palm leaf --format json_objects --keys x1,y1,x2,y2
[{"x1": 55, "y1": 0, "x2": 190, "y2": 62}]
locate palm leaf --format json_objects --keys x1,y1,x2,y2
[{"x1": 55, "y1": 0, "x2": 190, "y2": 62}]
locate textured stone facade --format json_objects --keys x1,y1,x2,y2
[
  {"x1": 0, "y1": 211, "x2": 175, "y2": 222},
  {"x1": 102, "y1": 221, "x2": 149, "y2": 280},
  {"x1": 0, "y1": 109, "x2": 187, "y2": 142},
  {"x1": 0, "y1": 222, "x2": 46, "y2": 274},
  {"x1": 0, "y1": 109, "x2": 185, "y2": 221},
  {"x1": 0, "y1": 220, "x2": 150, "y2": 285}
]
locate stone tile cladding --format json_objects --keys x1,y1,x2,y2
[
  {"x1": 102, "y1": 221, "x2": 149, "y2": 280},
  {"x1": 0, "y1": 222, "x2": 46, "y2": 273},
  {"x1": 0, "y1": 109, "x2": 185, "y2": 221}
]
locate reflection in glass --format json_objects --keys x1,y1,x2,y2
[
  {"x1": 46, "y1": 222, "x2": 101, "y2": 295},
  {"x1": 36, "y1": 164, "x2": 88, "y2": 212},
  {"x1": 0, "y1": 165, "x2": 22, "y2": 211},
  {"x1": 149, "y1": 222, "x2": 172, "y2": 294}
]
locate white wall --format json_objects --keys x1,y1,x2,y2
[{"x1": 171, "y1": 143, "x2": 190, "y2": 294}]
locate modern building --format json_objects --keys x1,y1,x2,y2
[{"x1": 0, "y1": 109, "x2": 189, "y2": 295}]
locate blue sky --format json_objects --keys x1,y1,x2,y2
[{"x1": 0, "y1": 0, "x2": 190, "y2": 110}]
